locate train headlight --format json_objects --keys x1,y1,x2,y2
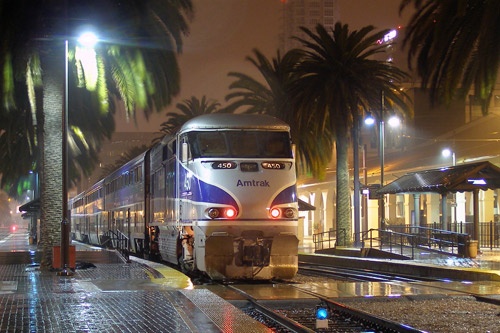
[
  {"x1": 270, "y1": 208, "x2": 281, "y2": 218},
  {"x1": 270, "y1": 207, "x2": 296, "y2": 219},
  {"x1": 284, "y1": 208, "x2": 295, "y2": 218},
  {"x1": 208, "y1": 208, "x2": 220, "y2": 219}
]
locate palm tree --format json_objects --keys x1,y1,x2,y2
[
  {"x1": 292, "y1": 23, "x2": 410, "y2": 245},
  {"x1": 0, "y1": 0, "x2": 193, "y2": 267},
  {"x1": 0, "y1": 99, "x2": 37, "y2": 196},
  {"x1": 225, "y1": 49, "x2": 334, "y2": 179},
  {"x1": 155, "y1": 96, "x2": 221, "y2": 141},
  {"x1": 400, "y1": 0, "x2": 500, "y2": 115}
]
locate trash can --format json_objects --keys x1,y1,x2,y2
[
  {"x1": 52, "y1": 245, "x2": 76, "y2": 270},
  {"x1": 457, "y1": 234, "x2": 468, "y2": 257},
  {"x1": 467, "y1": 240, "x2": 478, "y2": 258}
]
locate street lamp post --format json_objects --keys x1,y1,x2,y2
[
  {"x1": 58, "y1": 32, "x2": 97, "y2": 276},
  {"x1": 365, "y1": 112, "x2": 400, "y2": 230},
  {"x1": 379, "y1": 117, "x2": 385, "y2": 228},
  {"x1": 353, "y1": 125, "x2": 361, "y2": 246},
  {"x1": 441, "y1": 148, "x2": 456, "y2": 230}
]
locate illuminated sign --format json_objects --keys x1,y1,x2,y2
[{"x1": 212, "y1": 161, "x2": 237, "y2": 169}]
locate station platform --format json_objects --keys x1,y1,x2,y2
[
  {"x1": 0, "y1": 231, "x2": 271, "y2": 333},
  {"x1": 299, "y1": 237, "x2": 500, "y2": 275}
]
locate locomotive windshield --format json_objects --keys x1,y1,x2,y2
[{"x1": 187, "y1": 131, "x2": 292, "y2": 158}]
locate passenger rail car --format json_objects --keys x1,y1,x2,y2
[{"x1": 70, "y1": 114, "x2": 299, "y2": 280}]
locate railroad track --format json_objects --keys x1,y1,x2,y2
[
  {"x1": 298, "y1": 262, "x2": 440, "y2": 282},
  {"x1": 222, "y1": 284, "x2": 426, "y2": 333},
  {"x1": 297, "y1": 262, "x2": 500, "y2": 306}
]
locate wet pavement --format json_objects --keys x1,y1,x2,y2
[
  {"x1": 0, "y1": 253, "x2": 201, "y2": 332},
  {"x1": 0, "y1": 231, "x2": 267, "y2": 333}
]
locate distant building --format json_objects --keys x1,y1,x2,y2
[{"x1": 279, "y1": 0, "x2": 339, "y2": 52}]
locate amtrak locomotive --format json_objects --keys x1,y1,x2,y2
[{"x1": 70, "y1": 114, "x2": 299, "y2": 280}]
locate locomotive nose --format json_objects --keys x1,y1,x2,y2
[{"x1": 204, "y1": 232, "x2": 298, "y2": 280}]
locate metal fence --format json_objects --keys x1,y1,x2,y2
[
  {"x1": 421, "y1": 221, "x2": 500, "y2": 249},
  {"x1": 312, "y1": 221, "x2": 499, "y2": 254},
  {"x1": 313, "y1": 228, "x2": 347, "y2": 251}
]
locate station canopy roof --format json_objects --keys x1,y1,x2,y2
[
  {"x1": 19, "y1": 198, "x2": 40, "y2": 213},
  {"x1": 298, "y1": 199, "x2": 316, "y2": 211},
  {"x1": 377, "y1": 161, "x2": 500, "y2": 195}
]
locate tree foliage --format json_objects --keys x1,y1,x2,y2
[
  {"x1": 400, "y1": 0, "x2": 500, "y2": 114},
  {"x1": 155, "y1": 95, "x2": 221, "y2": 141},
  {"x1": 225, "y1": 49, "x2": 333, "y2": 179}
]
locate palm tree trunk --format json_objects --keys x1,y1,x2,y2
[
  {"x1": 335, "y1": 126, "x2": 352, "y2": 246},
  {"x1": 38, "y1": 43, "x2": 64, "y2": 268}
]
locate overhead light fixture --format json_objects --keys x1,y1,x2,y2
[{"x1": 468, "y1": 179, "x2": 486, "y2": 185}]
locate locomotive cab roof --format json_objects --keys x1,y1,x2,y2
[{"x1": 178, "y1": 114, "x2": 290, "y2": 134}]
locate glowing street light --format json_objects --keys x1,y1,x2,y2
[
  {"x1": 442, "y1": 148, "x2": 456, "y2": 166},
  {"x1": 78, "y1": 32, "x2": 98, "y2": 48}
]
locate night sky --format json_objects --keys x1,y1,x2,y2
[{"x1": 115, "y1": 0, "x2": 413, "y2": 132}]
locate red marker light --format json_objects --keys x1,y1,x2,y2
[
  {"x1": 270, "y1": 208, "x2": 281, "y2": 218},
  {"x1": 225, "y1": 208, "x2": 236, "y2": 218}
]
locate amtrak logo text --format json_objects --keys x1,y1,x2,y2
[{"x1": 237, "y1": 179, "x2": 270, "y2": 187}]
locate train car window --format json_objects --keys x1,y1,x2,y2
[
  {"x1": 192, "y1": 132, "x2": 228, "y2": 157},
  {"x1": 261, "y1": 132, "x2": 292, "y2": 158},
  {"x1": 228, "y1": 132, "x2": 259, "y2": 157},
  {"x1": 163, "y1": 140, "x2": 176, "y2": 160},
  {"x1": 185, "y1": 130, "x2": 292, "y2": 158},
  {"x1": 162, "y1": 145, "x2": 169, "y2": 161}
]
